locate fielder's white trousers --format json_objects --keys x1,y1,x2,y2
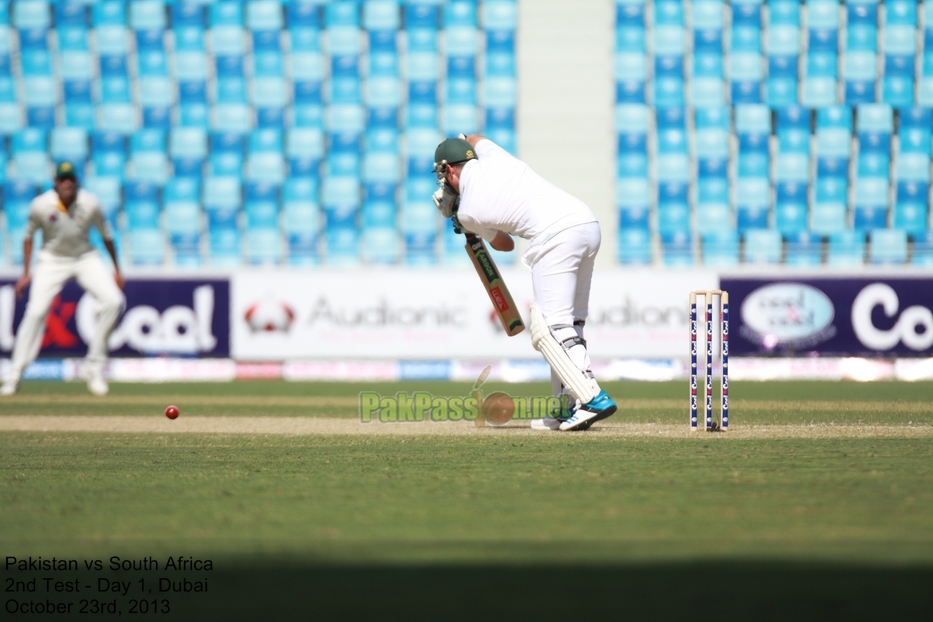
[
  {"x1": 525, "y1": 222, "x2": 601, "y2": 396},
  {"x1": 8, "y1": 250, "x2": 124, "y2": 380}
]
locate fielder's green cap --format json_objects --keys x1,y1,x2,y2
[
  {"x1": 433, "y1": 138, "x2": 477, "y2": 171},
  {"x1": 55, "y1": 161, "x2": 78, "y2": 181}
]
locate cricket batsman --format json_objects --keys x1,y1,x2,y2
[
  {"x1": 1, "y1": 162, "x2": 125, "y2": 396},
  {"x1": 433, "y1": 135, "x2": 617, "y2": 431}
]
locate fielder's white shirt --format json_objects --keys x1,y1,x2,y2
[
  {"x1": 455, "y1": 138, "x2": 598, "y2": 252},
  {"x1": 25, "y1": 189, "x2": 113, "y2": 258}
]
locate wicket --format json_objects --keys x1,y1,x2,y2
[{"x1": 690, "y1": 290, "x2": 729, "y2": 431}]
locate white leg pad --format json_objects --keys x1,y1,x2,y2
[{"x1": 529, "y1": 304, "x2": 598, "y2": 404}]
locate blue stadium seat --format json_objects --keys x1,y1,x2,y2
[
  {"x1": 766, "y1": 54, "x2": 798, "y2": 107},
  {"x1": 14, "y1": 0, "x2": 51, "y2": 29},
  {"x1": 653, "y1": 55, "x2": 685, "y2": 107},
  {"x1": 856, "y1": 103, "x2": 893, "y2": 153},
  {"x1": 244, "y1": 181, "x2": 282, "y2": 265},
  {"x1": 784, "y1": 231, "x2": 823, "y2": 266},
  {"x1": 96, "y1": 102, "x2": 137, "y2": 133},
  {"x1": 163, "y1": 179, "x2": 202, "y2": 267},
  {"x1": 656, "y1": 181, "x2": 690, "y2": 236},
  {"x1": 283, "y1": 177, "x2": 321, "y2": 265},
  {"x1": 652, "y1": 0, "x2": 685, "y2": 55},
  {"x1": 617, "y1": 226, "x2": 652, "y2": 264},
  {"x1": 363, "y1": 1, "x2": 401, "y2": 31},
  {"x1": 694, "y1": 106, "x2": 730, "y2": 159},
  {"x1": 128, "y1": 129, "x2": 167, "y2": 184},
  {"x1": 774, "y1": 181, "x2": 809, "y2": 235},
  {"x1": 853, "y1": 177, "x2": 889, "y2": 231},
  {"x1": 691, "y1": 52, "x2": 724, "y2": 107},
  {"x1": 91, "y1": 131, "x2": 126, "y2": 178},
  {"x1": 702, "y1": 230, "x2": 739, "y2": 267},
  {"x1": 126, "y1": 228, "x2": 165, "y2": 266},
  {"x1": 247, "y1": 0, "x2": 284, "y2": 31},
  {"x1": 169, "y1": 128, "x2": 207, "y2": 178},
  {"x1": 2, "y1": 181, "x2": 38, "y2": 231},
  {"x1": 54, "y1": 1, "x2": 87, "y2": 28},
  {"x1": 774, "y1": 106, "x2": 810, "y2": 183},
  {"x1": 911, "y1": 230, "x2": 933, "y2": 265},
  {"x1": 895, "y1": 107, "x2": 931, "y2": 184},
  {"x1": 892, "y1": 181, "x2": 929, "y2": 235},
  {"x1": 884, "y1": 0, "x2": 918, "y2": 56},
  {"x1": 827, "y1": 230, "x2": 866, "y2": 266},
  {"x1": 812, "y1": 177, "x2": 848, "y2": 235},
  {"x1": 869, "y1": 228, "x2": 908, "y2": 264},
  {"x1": 815, "y1": 105, "x2": 852, "y2": 179},
  {"x1": 246, "y1": 128, "x2": 285, "y2": 183},
  {"x1": 660, "y1": 231, "x2": 694, "y2": 266},
  {"x1": 286, "y1": 127, "x2": 324, "y2": 178},
  {"x1": 123, "y1": 180, "x2": 161, "y2": 230},
  {"x1": 736, "y1": 176, "x2": 769, "y2": 232},
  {"x1": 742, "y1": 229, "x2": 782, "y2": 264},
  {"x1": 802, "y1": 51, "x2": 838, "y2": 107},
  {"x1": 50, "y1": 127, "x2": 89, "y2": 171},
  {"x1": 325, "y1": 225, "x2": 361, "y2": 266},
  {"x1": 12, "y1": 128, "x2": 49, "y2": 184},
  {"x1": 362, "y1": 225, "x2": 399, "y2": 264},
  {"x1": 129, "y1": 0, "x2": 166, "y2": 30}
]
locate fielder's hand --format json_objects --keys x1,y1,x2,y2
[
  {"x1": 14, "y1": 274, "x2": 30, "y2": 298},
  {"x1": 432, "y1": 183, "x2": 460, "y2": 218}
]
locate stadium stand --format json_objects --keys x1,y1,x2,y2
[
  {"x1": 0, "y1": 0, "x2": 518, "y2": 266},
  {"x1": 609, "y1": 0, "x2": 931, "y2": 267}
]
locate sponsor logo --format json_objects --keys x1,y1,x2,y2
[
  {"x1": 42, "y1": 295, "x2": 79, "y2": 348},
  {"x1": 851, "y1": 283, "x2": 933, "y2": 352},
  {"x1": 489, "y1": 286, "x2": 509, "y2": 312},
  {"x1": 305, "y1": 297, "x2": 468, "y2": 327},
  {"x1": 740, "y1": 283, "x2": 836, "y2": 349},
  {"x1": 244, "y1": 299, "x2": 295, "y2": 333},
  {"x1": 75, "y1": 285, "x2": 218, "y2": 355}
]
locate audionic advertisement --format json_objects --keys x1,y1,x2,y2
[
  {"x1": 0, "y1": 278, "x2": 230, "y2": 358},
  {"x1": 721, "y1": 277, "x2": 933, "y2": 357},
  {"x1": 230, "y1": 269, "x2": 719, "y2": 360}
]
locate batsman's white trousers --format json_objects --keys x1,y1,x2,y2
[
  {"x1": 524, "y1": 222, "x2": 601, "y2": 396},
  {"x1": 525, "y1": 222, "x2": 601, "y2": 327},
  {"x1": 9, "y1": 250, "x2": 124, "y2": 378}
]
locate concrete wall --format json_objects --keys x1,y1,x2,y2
[{"x1": 518, "y1": 0, "x2": 616, "y2": 264}]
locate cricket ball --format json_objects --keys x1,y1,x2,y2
[
  {"x1": 482, "y1": 392, "x2": 514, "y2": 426},
  {"x1": 165, "y1": 405, "x2": 179, "y2": 420}
]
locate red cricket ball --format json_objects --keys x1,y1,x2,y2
[{"x1": 165, "y1": 405, "x2": 179, "y2": 420}]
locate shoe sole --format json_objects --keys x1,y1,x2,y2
[{"x1": 561, "y1": 404, "x2": 617, "y2": 431}]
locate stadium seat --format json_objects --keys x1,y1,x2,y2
[
  {"x1": 617, "y1": 227, "x2": 652, "y2": 264},
  {"x1": 911, "y1": 230, "x2": 933, "y2": 265},
  {"x1": 128, "y1": 129, "x2": 167, "y2": 184},
  {"x1": 869, "y1": 228, "x2": 908, "y2": 264},
  {"x1": 743, "y1": 229, "x2": 783, "y2": 264},
  {"x1": 283, "y1": 177, "x2": 321, "y2": 265},
  {"x1": 784, "y1": 231, "x2": 823, "y2": 266},
  {"x1": 701, "y1": 230, "x2": 739, "y2": 267},
  {"x1": 660, "y1": 231, "x2": 693, "y2": 266},
  {"x1": 169, "y1": 128, "x2": 207, "y2": 178},
  {"x1": 827, "y1": 230, "x2": 866, "y2": 266},
  {"x1": 774, "y1": 181, "x2": 809, "y2": 236},
  {"x1": 893, "y1": 181, "x2": 930, "y2": 235},
  {"x1": 164, "y1": 179, "x2": 203, "y2": 267}
]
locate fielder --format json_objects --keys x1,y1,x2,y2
[
  {"x1": 433, "y1": 136, "x2": 617, "y2": 431},
  {"x1": 1, "y1": 162, "x2": 125, "y2": 396}
]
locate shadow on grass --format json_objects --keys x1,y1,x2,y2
[{"x1": 9, "y1": 560, "x2": 931, "y2": 621}]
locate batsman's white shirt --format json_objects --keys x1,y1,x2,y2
[
  {"x1": 455, "y1": 138, "x2": 597, "y2": 266},
  {"x1": 25, "y1": 188, "x2": 113, "y2": 257}
]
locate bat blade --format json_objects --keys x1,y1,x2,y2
[{"x1": 464, "y1": 234, "x2": 525, "y2": 336}]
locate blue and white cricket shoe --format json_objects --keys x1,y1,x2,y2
[{"x1": 559, "y1": 391, "x2": 617, "y2": 431}]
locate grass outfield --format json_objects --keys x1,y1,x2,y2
[{"x1": 1, "y1": 380, "x2": 932, "y2": 620}]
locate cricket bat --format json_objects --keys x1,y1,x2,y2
[{"x1": 464, "y1": 233, "x2": 525, "y2": 336}]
